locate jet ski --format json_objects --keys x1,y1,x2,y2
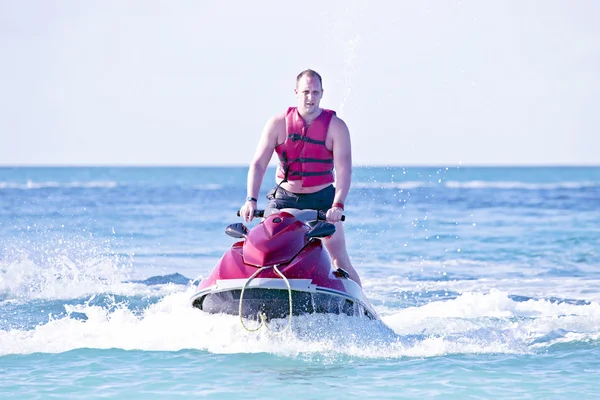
[{"x1": 191, "y1": 208, "x2": 378, "y2": 329}]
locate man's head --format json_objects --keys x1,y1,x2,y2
[{"x1": 295, "y1": 69, "x2": 323, "y2": 116}]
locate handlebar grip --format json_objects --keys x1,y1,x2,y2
[
  {"x1": 238, "y1": 209, "x2": 344, "y2": 221},
  {"x1": 317, "y1": 210, "x2": 346, "y2": 221},
  {"x1": 237, "y1": 210, "x2": 264, "y2": 218}
]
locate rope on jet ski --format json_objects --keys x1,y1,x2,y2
[
  {"x1": 238, "y1": 265, "x2": 293, "y2": 334},
  {"x1": 265, "y1": 265, "x2": 293, "y2": 334},
  {"x1": 239, "y1": 266, "x2": 269, "y2": 332}
]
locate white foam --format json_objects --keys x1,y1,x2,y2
[
  {"x1": 351, "y1": 180, "x2": 599, "y2": 191},
  {"x1": 529, "y1": 331, "x2": 600, "y2": 349},
  {"x1": 0, "y1": 180, "x2": 119, "y2": 190},
  {"x1": 0, "y1": 255, "x2": 185, "y2": 300},
  {"x1": 2, "y1": 286, "x2": 599, "y2": 357},
  {"x1": 352, "y1": 181, "x2": 432, "y2": 190},
  {"x1": 364, "y1": 274, "x2": 600, "y2": 304},
  {"x1": 192, "y1": 183, "x2": 224, "y2": 190},
  {"x1": 0, "y1": 234, "x2": 190, "y2": 300},
  {"x1": 445, "y1": 180, "x2": 599, "y2": 190},
  {"x1": 381, "y1": 289, "x2": 600, "y2": 348},
  {"x1": 0, "y1": 289, "x2": 514, "y2": 357}
]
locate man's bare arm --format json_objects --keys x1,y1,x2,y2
[
  {"x1": 247, "y1": 115, "x2": 284, "y2": 199},
  {"x1": 330, "y1": 116, "x2": 352, "y2": 209}
]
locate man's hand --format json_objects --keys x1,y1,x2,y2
[
  {"x1": 240, "y1": 200, "x2": 257, "y2": 222},
  {"x1": 326, "y1": 206, "x2": 344, "y2": 223}
]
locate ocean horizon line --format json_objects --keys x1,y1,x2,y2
[{"x1": 1, "y1": 163, "x2": 599, "y2": 169}]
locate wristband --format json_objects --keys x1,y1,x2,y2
[
  {"x1": 332, "y1": 202, "x2": 344, "y2": 210},
  {"x1": 246, "y1": 196, "x2": 257, "y2": 203}
]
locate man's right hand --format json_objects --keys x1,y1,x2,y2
[{"x1": 240, "y1": 200, "x2": 257, "y2": 222}]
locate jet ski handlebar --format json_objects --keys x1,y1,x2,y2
[
  {"x1": 316, "y1": 210, "x2": 346, "y2": 222},
  {"x1": 237, "y1": 210, "x2": 265, "y2": 218},
  {"x1": 237, "y1": 209, "x2": 345, "y2": 221}
]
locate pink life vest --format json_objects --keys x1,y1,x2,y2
[{"x1": 275, "y1": 107, "x2": 336, "y2": 187}]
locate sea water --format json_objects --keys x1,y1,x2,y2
[{"x1": 1, "y1": 166, "x2": 600, "y2": 399}]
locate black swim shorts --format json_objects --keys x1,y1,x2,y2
[{"x1": 266, "y1": 185, "x2": 335, "y2": 212}]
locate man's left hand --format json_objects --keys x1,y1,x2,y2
[{"x1": 326, "y1": 206, "x2": 343, "y2": 223}]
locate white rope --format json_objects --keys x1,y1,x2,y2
[
  {"x1": 238, "y1": 265, "x2": 293, "y2": 334},
  {"x1": 263, "y1": 265, "x2": 293, "y2": 334}
]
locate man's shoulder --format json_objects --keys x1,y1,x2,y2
[
  {"x1": 265, "y1": 111, "x2": 286, "y2": 124},
  {"x1": 329, "y1": 114, "x2": 349, "y2": 131},
  {"x1": 264, "y1": 112, "x2": 286, "y2": 134}
]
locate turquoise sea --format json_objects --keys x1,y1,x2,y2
[{"x1": 1, "y1": 166, "x2": 600, "y2": 399}]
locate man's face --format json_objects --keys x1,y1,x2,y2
[{"x1": 295, "y1": 75, "x2": 323, "y2": 115}]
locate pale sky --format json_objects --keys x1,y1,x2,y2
[{"x1": 1, "y1": 1, "x2": 599, "y2": 166}]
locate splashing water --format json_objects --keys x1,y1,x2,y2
[{"x1": 324, "y1": 1, "x2": 368, "y2": 114}]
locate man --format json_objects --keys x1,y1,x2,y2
[{"x1": 239, "y1": 69, "x2": 361, "y2": 286}]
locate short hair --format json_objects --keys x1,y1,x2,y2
[{"x1": 296, "y1": 69, "x2": 323, "y2": 88}]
